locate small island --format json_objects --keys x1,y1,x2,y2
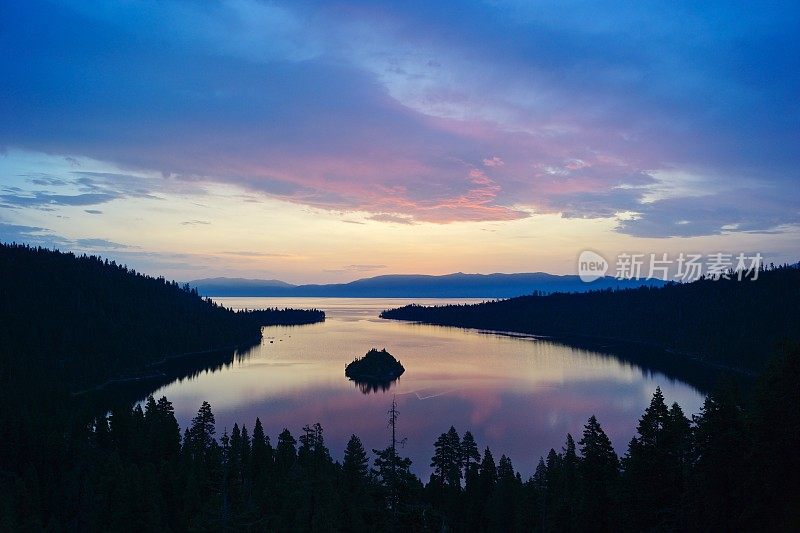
[{"x1": 345, "y1": 348, "x2": 405, "y2": 382}]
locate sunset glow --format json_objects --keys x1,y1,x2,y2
[{"x1": 2, "y1": 1, "x2": 798, "y2": 282}]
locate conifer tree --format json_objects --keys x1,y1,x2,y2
[
  {"x1": 341, "y1": 434, "x2": 372, "y2": 531},
  {"x1": 189, "y1": 401, "x2": 216, "y2": 456},
  {"x1": 250, "y1": 417, "x2": 272, "y2": 504},
  {"x1": 748, "y1": 345, "x2": 800, "y2": 529},
  {"x1": 430, "y1": 426, "x2": 462, "y2": 487},
  {"x1": 343, "y1": 434, "x2": 370, "y2": 486},
  {"x1": 578, "y1": 415, "x2": 619, "y2": 531},
  {"x1": 461, "y1": 430, "x2": 481, "y2": 477},
  {"x1": 275, "y1": 428, "x2": 297, "y2": 474},
  {"x1": 688, "y1": 385, "x2": 748, "y2": 530},
  {"x1": 155, "y1": 396, "x2": 181, "y2": 461},
  {"x1": 622, "y1": 387, "x2": 676, "y2": 530},
  {"x1": 555, "y1": 433, "x2": 579, "y2": 531}
]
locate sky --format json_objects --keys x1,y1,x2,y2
[{"x1": 1, "y1": 0, "x2": 798, "y2": 283}]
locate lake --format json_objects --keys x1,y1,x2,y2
[{"x1": 147, "y1": 297, "x2": 705, "y2": 478}]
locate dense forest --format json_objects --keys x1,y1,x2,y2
[
  {"x1": 1, "y1": 346, "x2": 797, "y2": 531},
  {"x1": 0, "y1": 243, "x2": 326, "y2": 531},
  {"x1": 0, "y1": 243, "x2": 324, "y2": 390},
  {"x1": 381, "y1": 264, "x2": 800, "y2": 373},
  {"x1": 0, "y1": 243, "x2": 798, "y2": 530}
]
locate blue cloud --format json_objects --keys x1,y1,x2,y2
[
  {"x1": 74, "y1": 238, "x2": 132, "y2": 249},
  {"x1": 0, "y1": 0, "x2": 797, "y2": 234},
  {"x1": 0, "y1": 192, "x2": 118, "y2": 210}
]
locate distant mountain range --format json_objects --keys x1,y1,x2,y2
[{"x1": 189, "y1": 272, "x2": 665, "y2": 298}]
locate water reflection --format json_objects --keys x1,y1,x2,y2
[
  {"x1": 146, "y1": 297, "x2": 706, "y2": 477},
  {"x1": 350, "y1": 377, "x2": 401, "y2": 394}
]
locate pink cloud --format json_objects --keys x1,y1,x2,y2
[{"x1": 482, "y1": 156, "x2": 505, "y2": 167}]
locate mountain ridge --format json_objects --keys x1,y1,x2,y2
[
  {"x1": 189, "y1": 272, "x2": 665, "y2": 298},
  {"x1": 190, "y1": 277, "x2": 296, "y2": 288}
]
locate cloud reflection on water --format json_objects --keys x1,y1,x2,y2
[{"x1": 149, "y1": 298, "x2": 704, "y2": 477}]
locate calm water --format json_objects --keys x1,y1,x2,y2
[{"x1": 149, "y1": 297, "x2": 704, "y2": 477}]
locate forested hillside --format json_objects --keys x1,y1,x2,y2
[
  {"x1": 0, "y1": 243, "x2": 326, "y2": 530},
  {"x1": 0, "y1": 243, "x2": 797, "y2": 530},
  {"x1": 381, "y1": 265, "x2": 800, "y2": 372},
  {"x1": 0, "y1": 243, "x2": 323, "y2": 390},
  {"x1": 2, "y1": 348, "x2": 797, "y2": 531}
]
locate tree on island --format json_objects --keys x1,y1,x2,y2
[{"x1": 346, "y1": 348, "x2": 405, "y2": 380}]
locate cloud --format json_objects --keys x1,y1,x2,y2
[
  {"x1": 0, "y1": 168, "x2": 174, "y2": 212},
  {"x1": 0, "y1": 220, "x2": 136, "y2": 252},
  {"x1": 0, "y1": 222, "x2": 243, "y2": 278},
  {"x1": 366, "y1": 213, "x2": 416, "y2": 225},
  {"x1": 180, "y1": 220, "x2": 210, "y2": 226},
  {"x1": 323, "y1": 264, "x2": 387, "y2": 273},
  {"x1": 72, "y1": 171, "x2": 176, "y2": 199},
  {"x1": 344, "y1": 264, "x2": 386, "y2": 271},
  {"x1": 74, "y1": 238, "x2": 132, "y2": 249},
  {"x1": 0, "y1": 221, "x2": 76, "y2": 249},
  {"x1": 219, "y1": 251, "x2": 291, "y2": 257},
  {"x1": 0, "y1": 191, "x2": 118, "y2": 210},
  {"x1": 25, "y1": 174, "x2": 68, "y2": 187},
  {"x1": 0, "y1": 1, "x2": 798, "y2": 234},
  {"x1": 616, "y1": 187, "x2": 800, "y2": 238}
]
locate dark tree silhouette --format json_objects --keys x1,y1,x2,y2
[
  {"x1": 381, "y1": 263, "x2": 800, "y2": 373},
  {"x1": 578, "y1": 415, "x2": 619, "y2": 531},
  {"x1": 431, "y1": 426, "x2": 463, "y2": 488},
  {"x1": 1, "y1": 242, "x2": 798, "y2": 530}
]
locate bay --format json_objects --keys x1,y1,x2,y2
[{"x1": 148, "y1": 297, "x2": 704, "y2": 477}]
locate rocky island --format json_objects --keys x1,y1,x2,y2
[{"x1": 345, "y1": 348, "x2": 405, "y2": 382}]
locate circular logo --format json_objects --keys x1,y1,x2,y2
[{"x1": 578, "y1": 250, "x2": 608, "y2": 282}]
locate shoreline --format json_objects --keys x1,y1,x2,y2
[
  {"x1": 70, "y1": 340, "x2": 259, "y2": 396},
  {"x1": 381, "y1": 317, "x2": 756, "y2": 391}
]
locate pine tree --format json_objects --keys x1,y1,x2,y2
[
  {"x1": 228, "y1": 423, "x2": 244, "y2": 512},
  {"x1": 461, "y1": 434, "x2": 483, "y2": 530},
  {"x1": 144, "y1": 396, "x2": 158, "y2": 421},
  {"x1": 239, "y1": 424, "x2": 251, "y2": 506},
  {"x1": 688, "y1": 384, "x2": 748, "y2": 531},
  {"x1": 555, "y1": 433, "x2": 579, "y2": 532},
  {"x1": 371, "y1": 446, "x2": 414, "y2": 511},
  {"x1": 220, "y1": 428, "x2": 232, "y2": 526},
  {"x1": 430, "y1": 426, "x2": 462, "y2": 488},
  {"x1": 541, "y1": 447, "x2": 563, "y2": 530},
  {"x1": 461, "y1": 430, "x2": 481, "y2": 477},
  {"x1": 155, "y1": 396, "x2": 181, "y2": 461},
  {"x1": 275, "y1": 428, "x2": 297, "y2": 475},
  {"x1": 635, "y1": 387, "x2": 670, "y2": 447},
  {"x1": 663, "y1": 401, "x2": 692, "y2": 528},
  {"x1": 748, "y1": 345, "x2": 800, "y2": 529},
  {"x1": 469, "y1": 447, "x2": 497, "y2": 530},
  {"x1": 343, "y1": 434, "x2": 370, "y2": 486},
  {"x1": 488, "y1": 454, "x2": 521, "y2": 531},
  {"x1": 299, "y1": 422, "x2": 330, "y2": 467},
  {"x1": 250, "y1": 417, "x2": 272, "y2": 507},
  {"x1": 533, "y1": 457, "x2": 549, "y2": 530},
  {"x1": 479, "y1": 447, "x2": 498, "y2": 492},
  {"x1": 342, "y1": 435, "x2": 372, "y2": 531},
  {"x1": 621, "y1": 387, "x2": 679, "y2": 530},
  {"x1": 577, "y1": 415, "x2": 619, "y2": 531},
  {"x1": 294, "y1": 423, "x2": 335, "y2": 531},
  {"x1": 188, "y1": 401, "x2": 216, "y2": 457}
]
